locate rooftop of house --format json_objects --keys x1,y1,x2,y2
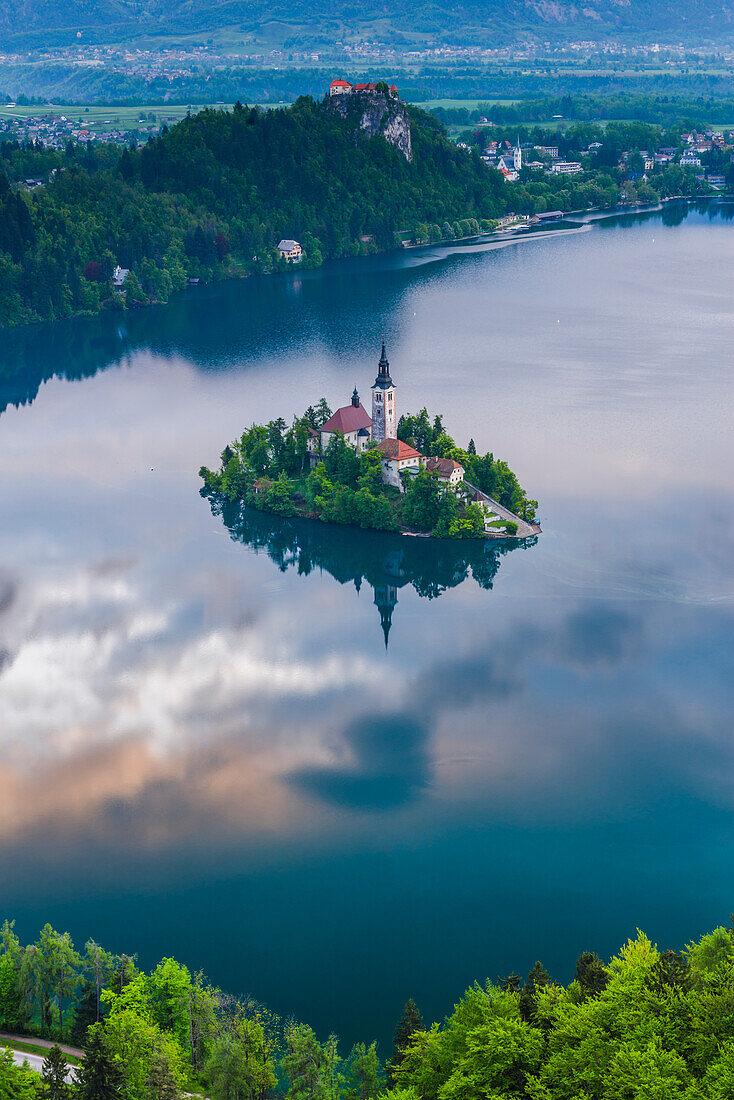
[
  {"x1": 377, "y1": 437, "x2": 422, "y2": 461},
  {"x1": 277, "y1": 239, "x2": 301, "y2": 251},
  {"x1": 426, "y1": 456, "x2": 464, "y2": 478},
  {"x1": 320, "y1": 403, "x2": 372, "y2": 435}
]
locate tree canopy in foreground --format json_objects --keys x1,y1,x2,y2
[{"x1": 4, "y1": 917, "x2": 734, "y2": 1098}]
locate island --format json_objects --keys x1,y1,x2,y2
[{"x1": 199, "y1": 343, "x2": 540, "y2": 540}]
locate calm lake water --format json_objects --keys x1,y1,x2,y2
[{"x1": 1, "y1": 201, "x2": 733, "y2": 1050}]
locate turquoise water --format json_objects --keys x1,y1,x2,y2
[{"x1": 1, "y1": 202, "x2": 733, "y2": 1050}]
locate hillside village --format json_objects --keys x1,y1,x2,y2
[{"x1": 466, "y1": 125, "x2": 733, "y2": 191}]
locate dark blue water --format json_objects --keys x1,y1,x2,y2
[{"x1": 1, "y1": 201, "x2": 733, "y2": 1051}]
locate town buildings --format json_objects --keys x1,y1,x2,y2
[{"x1": 549, "y1": 160, "x2": 583, "y2": 175}]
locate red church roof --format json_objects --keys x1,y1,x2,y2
[{"x1": 321, "y1": 403, "x2": 372, "y2": 434}]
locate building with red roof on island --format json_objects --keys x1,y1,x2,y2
[{"x1": 308, "y1": 343, "x2": 469, "y2": 496}]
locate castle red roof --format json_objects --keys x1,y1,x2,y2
[
  {"x1": 321, "y1": 403, "x2": 372, "y2": 434},
  {"x1": 330, "y1": 79, "x2": 352, "y2": 88}
]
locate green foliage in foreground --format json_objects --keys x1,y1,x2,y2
[
  {"x1": 0, "y1": 96, "x2": 506, "y2": 327},
  {"x1": 386, "y1": 925, "x2": 734, "y2": 1100},
  {"x1": 199, "y1": 406, "x2": 535, "y2": 538},
  {"x1": 5, "y1": 919, "x2": 734, "y2": 1099}
]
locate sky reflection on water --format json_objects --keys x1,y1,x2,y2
[{"x1": 0, "y1": 203, "x2": 733, "y2": 1048}]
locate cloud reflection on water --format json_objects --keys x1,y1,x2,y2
[{"x1": 0, "y1": 205, "x2": 733, "y2": 1047}]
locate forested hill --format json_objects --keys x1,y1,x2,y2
[
  {"x1": 0, "y1": 97, "x2": 506, "y2": 328},
  {"x1": 0, "y1": 0, "x2": 732, "y2": 44}
]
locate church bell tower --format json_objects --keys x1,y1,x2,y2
[{"x1": 371, "y1": 341, "x2": 396, "y2": 443}]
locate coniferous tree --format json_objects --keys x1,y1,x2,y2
[
  {"x1": 574, "y1": 950, "x2": 609, "y2": 998},
  {"x1": 40, "y1": 1045, "x2": 69, "y2": 1100},
  {"x1": 76, "y1": 1028, "x2": 124, "y2": 1100},
  {"x1": 386, "y1": 999, "x2": 423, "y2": 1084},
  {"x1": 519, "y1": 961, "x2": 551, "y2": 1022},
  {"x1": 70, "y1": 979, "x2": 100, "y2": 1046},
  {"x1": 497, "y1": 972, "x2": 523, "y2": 993}
]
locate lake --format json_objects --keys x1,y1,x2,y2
[{"x1": 1, "y1": 201, "x2": 733, "y2": 1051}]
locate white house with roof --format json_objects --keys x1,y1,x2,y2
[
  {"x1": 277, "y1": 239, "x2": 302, "y2": 263},
  {"x1": 425, "y1": 456, "x2": 464, "y2": 488},
  {"x1": 329, "y1": 79, "x2": 352, "y2": 96},
  {"x1": 376, "y1": 437, "x2": 423, "y2": 490}
]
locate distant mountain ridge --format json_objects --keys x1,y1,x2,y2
[{"x1": 1, "y1": 0, "x2": 732, "y2": 43}]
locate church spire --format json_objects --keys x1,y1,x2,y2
[
  {"x1": 377, "y1": 340, "x2": 392, "y2": 384},
  {"x1": 371, "y1": 338, "x2": 396, "y2": 442}
]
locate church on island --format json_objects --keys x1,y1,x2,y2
[{"x1": 307, "y1": 342, "x2": 463, "y2": 492}]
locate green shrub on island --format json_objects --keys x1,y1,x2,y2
[
  {"x1": 6, "y1": 916, "x2": 734, "y2": 1099},
  {"x1": 200, "y1": 407, "x2": 536, "y2": 539},
  {"x1": 397, "y1": 409, "x2": 538, "y2": 522}
]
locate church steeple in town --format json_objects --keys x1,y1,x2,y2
[{"x1": 371, "y1": 339, "x2": 397, "y2": 442}]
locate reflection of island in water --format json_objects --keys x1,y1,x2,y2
[{"x1": 210, "y1": 496, "x2": 537, "y2": 645}]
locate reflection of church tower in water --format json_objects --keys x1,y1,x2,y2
[{"x1": 373, "y1": 583, "x2": 398, "y2": 648}]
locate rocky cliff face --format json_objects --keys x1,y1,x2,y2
[{"x1": 327, "y1": 93, "x2": 412, "y2": 162}]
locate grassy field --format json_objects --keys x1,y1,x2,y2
[{"x1": 0, "y1": 101, "x2": 295, "y2": 128}]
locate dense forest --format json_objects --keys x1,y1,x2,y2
[
  {"x1": 0, "y1": 96, "x2": 504, "y2": 327},
  {"x1": 199, "y1": 405, "x2": 537, "y2": 539},
  {"x1": 4, "y1": 917, "x2": 734, "y2": 1099},
  {"x1": 0, "y1": 92, "x2": 726, "y2": 329}
]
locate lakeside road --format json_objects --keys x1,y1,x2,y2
[
  {"x1": 0, "y1": 1033, "x2": 83, "y2": 1058},
  {"x1": 3, "y1": 1046, "x2": 77, "y2": 1082}
]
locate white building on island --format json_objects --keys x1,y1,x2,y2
[{"x1": 377, "y1": 437, "x2": 423, "y2": 489}]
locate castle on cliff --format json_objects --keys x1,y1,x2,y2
[{"x1": 329, "y1": 79, "x2": 399, "y2": 98}]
